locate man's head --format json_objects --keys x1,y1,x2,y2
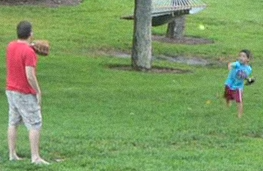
[
  {"x1": 239, "y1": 49, "x2": 252, "y2": 64},
  {"x1": 17, "y1": 21, "x2": 33, "y2": 40}
]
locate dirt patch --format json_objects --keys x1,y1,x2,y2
[
  {"x1": 0, "y1": 0, "x2": 82, "y2": 7},
  {"x1": 108, "y1": 64, "x2": 192, "y2": 74},
  {"x1": 153, "y1": 35, "x2": 214, "y2": 45},
  {"x1": 156, "y1": 55, "x2": 209, "y2": 66},
  {"x1": 106, "y1": 35, "x2": 218, "y2": 73},
  {"x1": 107, "y1": 51, "x2": 224, "y2": 67},
  {"x1": 106, "y1": 51, "x2": 225, "y2": 74}
]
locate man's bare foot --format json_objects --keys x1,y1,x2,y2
[
  {"x1": 31, "y1": 158, "x2": 50, "y2": 165},
  {"x1": 9, "y1": 155, "x2": 24, "y2": 161}
]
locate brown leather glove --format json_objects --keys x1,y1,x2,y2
[{"x1": 31, "y1": 40, "x2": 50, "y2": 56}]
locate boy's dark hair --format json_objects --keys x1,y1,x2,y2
[
  {"x1": 17, "y1": 21, "x2": 32, "y2": 39},
  {"x1": 240, "y1": 49, "x2": 252, "y2": 59}
]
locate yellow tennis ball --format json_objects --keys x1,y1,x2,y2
[
  {"x1": 198, "y1": 24, "x2": 205, "y2": 30},
  {"x1": 206, "y1": 100, "x2": 211, "y2": 105}
]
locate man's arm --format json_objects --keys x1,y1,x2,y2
[{"x1": 25, "y1": 66, "x2": 41, "y2": 105}]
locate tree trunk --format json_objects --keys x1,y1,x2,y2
[
  {"x1": 166, "y1": 15, "x2": 186, "y2": 39},
  {"x1": 131, "y1": 0, "x2": 152, "y2": 71}
]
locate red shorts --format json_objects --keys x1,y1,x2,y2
[{"x1": 224, "y1": 86, "x2": 243, "y2": 103}]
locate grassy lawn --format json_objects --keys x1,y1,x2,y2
[{"x1": 1, "y1": 0, "x2": 263, "y2": 170}]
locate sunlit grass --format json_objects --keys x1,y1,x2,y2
[{"x1": 0, "y1": 0, "x2": 263, "y2": 170}]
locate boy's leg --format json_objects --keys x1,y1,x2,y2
[
  {"x1": 226, "y1": 99, "x2": 231, "y2": 107},
  {"x1": 237, "y1": 102, "x2": 243, "y2": 118},
  {"x1": 236, "y1": 89, "x2": 243, "y2": 118},
  {"x1": 8, "y1": 126, "x2": 23, "y2": 161},
  {"x1": 224, "y1": 86, "x2": 232, "y2": 107}
]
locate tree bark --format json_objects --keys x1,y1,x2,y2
[
  {"x1": 131, "y1": 0, "x2": 152, "y2": 71},
  {"x1": 166, "y1": 15, "x2": 186, "y2": 39}
]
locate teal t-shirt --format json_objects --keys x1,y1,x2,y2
[{"x1": 225, "y1": 61, "x2": 252, "y2": 90}]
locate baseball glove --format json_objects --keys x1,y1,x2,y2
[
  {"x1": 245, "y1": 77, "x2": 255, "y2": 85},
  {"x1": 31, "y1": 40, "x2": 50, "y2": 56}
]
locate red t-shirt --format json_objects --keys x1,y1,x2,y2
[{"x1": 6, "y1": 41, "x2": 38, "y2": 94}]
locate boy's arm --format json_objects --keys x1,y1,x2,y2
[
  {"x1": 228, "y1": 61, "x2": 239, "y2": 70},
  {"x1": 245, "y1": 77, "x2": 255, "y2": 85},
  {"x1": 228, "y1": 62, "x2": 234, "y2": 70},
  {"x1": 245, "y1": 67, "x2": 254, "y2": 85}
]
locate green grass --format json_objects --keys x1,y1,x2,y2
[{"x1": 1, "y1": 0, "x2": 263, "y2": 170}]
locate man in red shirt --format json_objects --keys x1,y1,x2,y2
[{"x1": 6, "y1": 21, "x2": 49, "y2": 165}]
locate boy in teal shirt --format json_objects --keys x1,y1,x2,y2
[{"x1": 224, "y1": 49, "x2": 253, "y2": 118}]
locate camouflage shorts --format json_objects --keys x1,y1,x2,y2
[{"x1": 6, "y1": 90, "x2": 42, "y2": 130}]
